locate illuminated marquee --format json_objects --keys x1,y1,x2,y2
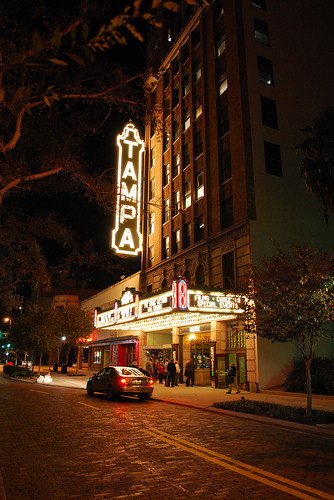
[{"x1": 112, "y1": 123, "x2": 144, "y2": 255}]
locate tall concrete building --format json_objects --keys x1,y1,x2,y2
[{"x1": 83, "y1": 0, "x2": 333, "y2": 390}]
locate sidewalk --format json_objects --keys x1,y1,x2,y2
[{"x1": 3, "y1": 366, "x2": 334, "y2": 436}]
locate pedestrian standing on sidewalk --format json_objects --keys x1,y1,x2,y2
[
  {"x1": 167, "y1": 358, "x2": 176, "y2": 387},
  {"x1": 185, "y1": 358, "x2": 195, "y2": 387},
  {"x1": 226, "y1": 363, "x2": 240, "y2": 393},
  {"x1": 164, "y1": 358, "x2": 169, "y2": 386},
  {"x1": 174, "y1": 360, "x2": 180, "y2": 386},
  {"x1": 145, "y1": 357, "x2": 155, "y2": 378},
  {"x1": 158, "y1": 361, "x2": 165, "y2": 384}
]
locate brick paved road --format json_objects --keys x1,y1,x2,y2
[{"x1": 0, "y1": 377, "x2": 333, "y2": 500}]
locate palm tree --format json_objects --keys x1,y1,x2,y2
[{"x1": 296, "y1": 107, "x2": 334, "y2": 223}]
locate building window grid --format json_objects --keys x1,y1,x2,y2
[
  {"x1": 220, "y1": 150, "x2": 232, "y2": 184},
  {"x1": 148, "y1": 246, "x2": 154, "y2": 267},
  {"x1": 173, "y1": 229, "x2": 181, "y2": 254},
  {"x1": 218, "y1": 106, "x2": 229, "y2": 137},
  {"x1": 194, "y1": 130, "x2": 203, "y2": 158},
  {"x1": 194, "y1": 59, "x2": 201, "y2": 81},
  {"x1": 163, "y1": 236, "x2": 170, "y2": 259},
  {"x1": 183, "y1": 73, "x2": 190, "y2": 96},
  {"x1": 173, "y1": 190, "x2": 181, "y2": 215},
  {"x1": 173, "y1": 117, "x2": 180, "y2": 142},
  {"x1": 183, "y1": 142, "x2": 191, "y2": 168},
  {"x1": 261, "y1": 96, "x2": 278, "y2": 128},
  {"x1": 149, "y1": 177, "x2": 155, "y2": 199},
  {"x1": 150, "y1": 146, "x2": 156, "y2": 169},
  {"x1": 183, "y1": 107, "x2": 191, "y2": 131}
]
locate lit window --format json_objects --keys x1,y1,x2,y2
[
  {"x1": 163, "y1": 198, "x2": 170, "y2": 223},
  {"x1": 149, "y1": 211, "x2": 155, "y2": 235},
  {"x1": 173, "y1": 229, "x2": 181, "y2": 253},
  {"x1": 183, "y1": 73, "x2": 190, "y2": 96},
  {"x1": 195, "y1": 104, "x2": 202, "y2": 120},
  {"x1": 150, "y1": 146, "x2": 156, "y2": 168},
  {"x1": 173, "y1": 153, "x2": 180, "y2": 177},
  {"x1": 184, "y1": 182, "x2": 191, "y2": 209},
  {"x1": 254, "y1": 18, "x2": 269, "y2": 45},
  {"x1": 93, "y1": 351, "x2": 102, "y2": 364},
  {"x1": 183, "y1": 107, "x2": 190, "y2": 131},
  {"x1": 164, "y1": 130, "x2": 170, "y2": 152},
  {"x1": 194, "y1": 59, "x2": 201, "y2": 81},
  {"x1": 149, "y1": 177, "x2": 155, "y2": 199},
  {"x1": 163, "y1": 236, "x2": 170, "y2": 259},
  {"x1": 216, "y1": 30, "x2": 226, "y2": 57},
  {"x1": 173, "y1": 190, "x2": 180, "y2": 215},
  {"x1": 218, "y1": 67, "x2": 228, "y2": 95},
  {"x1": 164, "y1": 163, "x2": 170, "y2": 186},
  {"x1": 196, "y1": 171, "x2": 204, "y2": 200}
]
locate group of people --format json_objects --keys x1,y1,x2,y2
[{"x1": 144, "y1": 357, "x2": 195, "y2": 387}]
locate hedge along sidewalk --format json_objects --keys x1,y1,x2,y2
[{"x1": 213, "y1": 398, "x2": 334, "y2": 426}]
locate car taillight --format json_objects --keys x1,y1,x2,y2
[
  {"x1": 148, "y1": 378, "x2": 154, "y2": 385},
  {"x1": 120, "y1": 378, "x2": 128, "y2": 385}
]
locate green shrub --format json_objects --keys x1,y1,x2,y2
[
  {"x1": 284, "y1": 357, "x2": 334, "y2": 395},
  {"x1": 3, "y1": 365, "x2": 32, "y2": 378},
  {"x1": 213, "y1": 399, "x2": 334, "y2": 426}
]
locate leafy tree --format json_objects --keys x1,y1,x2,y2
[
  {"x1": 9, "y1": 304, "x2": 59, "y2": 374},
  {"x1": 9, "y1": 303, "x2": 93, "y2": 373},
  {"x1": 297, "y1": 107, "x2": 334, "y2": 223},
  {"x1": 56, "y1": 305, "x2": 93, "y2": 368},
  {"x1": 243, "y1": 244, "x2": 334, "y2": 415}
]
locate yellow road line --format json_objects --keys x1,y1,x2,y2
[
  {"x1": 29, "y1": 389, "x2": 49, "y2": 394},
  {"x1": 78, "y1": 402, "x2": 101, "y2": 410},
  {"x1": 146, "y1": 428, "x2": 333, "y2": 500}
]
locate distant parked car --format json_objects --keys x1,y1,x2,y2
[{"x1": 86, "y1": 366, "x2": 154, "y2": 401}]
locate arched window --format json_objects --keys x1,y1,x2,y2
[
  {"x1": 161, "y1": 278, "x2": 168, "y2": 289},
  {"x1": 196, "y1": 264, "x2": 205, "y2": 287}
]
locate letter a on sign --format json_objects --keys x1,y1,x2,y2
[{"x1": 112, "y1": 124, "x2": 144, "y2": 255}]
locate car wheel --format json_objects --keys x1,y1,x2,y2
[
  {"x1": 87, "y1": 382, "x2": 94, "y2": 396},
  {"x1": 138, "y1": 394, "x2": 151, "y2": 401},
  {"x1": 107, "y1": 385, "x2": 115, "y2": 400}
]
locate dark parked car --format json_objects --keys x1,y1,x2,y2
[{"x1": 86, "y1": 366, "x2": 154, "y2": 400}]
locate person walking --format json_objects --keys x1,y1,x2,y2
[
  {"x1": 185, "y1": 358, "x2": 195, "y2": 387},
  {"x1": 145, "y1": 357, "x2": 155, "y2": 378},
  {"x1": 226, "y1": 363, "x2": 240, "y2": 393},
  {"x1": 167, "y1": 358, "x2": 176, "y2": 387},
  {"x1": 174, "y1": 360, "x2": 180, "y2": 386}
]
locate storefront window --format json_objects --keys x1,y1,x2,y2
[
  {"x1": 191, "y1": 344, "x2": 211, "y2": 369},
  {"x1": 93, "y1": 350, "x2": 102, "y2": 364}
]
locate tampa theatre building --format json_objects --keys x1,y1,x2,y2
[{"x1": 82, "y1": 121, "x2": 258, "y2": 391}]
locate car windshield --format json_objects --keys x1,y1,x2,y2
[{"x1": 115, "y1": 367, "x2": 146, "y2": 377}]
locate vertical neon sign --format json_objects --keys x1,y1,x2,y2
[
  {"x1": 112, "y1": 123, "x2": 144, "y2": 255},
  {"x1": 171, "y1": 277, "x2": 188, "y2": 310}
]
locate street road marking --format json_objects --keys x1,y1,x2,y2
[
  {"x1": 29, "y1": 389, "x2": 49, "y2": 394},
  {"x1": 147, "y1": 428, "x2": 333, "y2": 500},
  {"x1": 78, "y1": 402, "x2": 101, "y2": 410}
]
